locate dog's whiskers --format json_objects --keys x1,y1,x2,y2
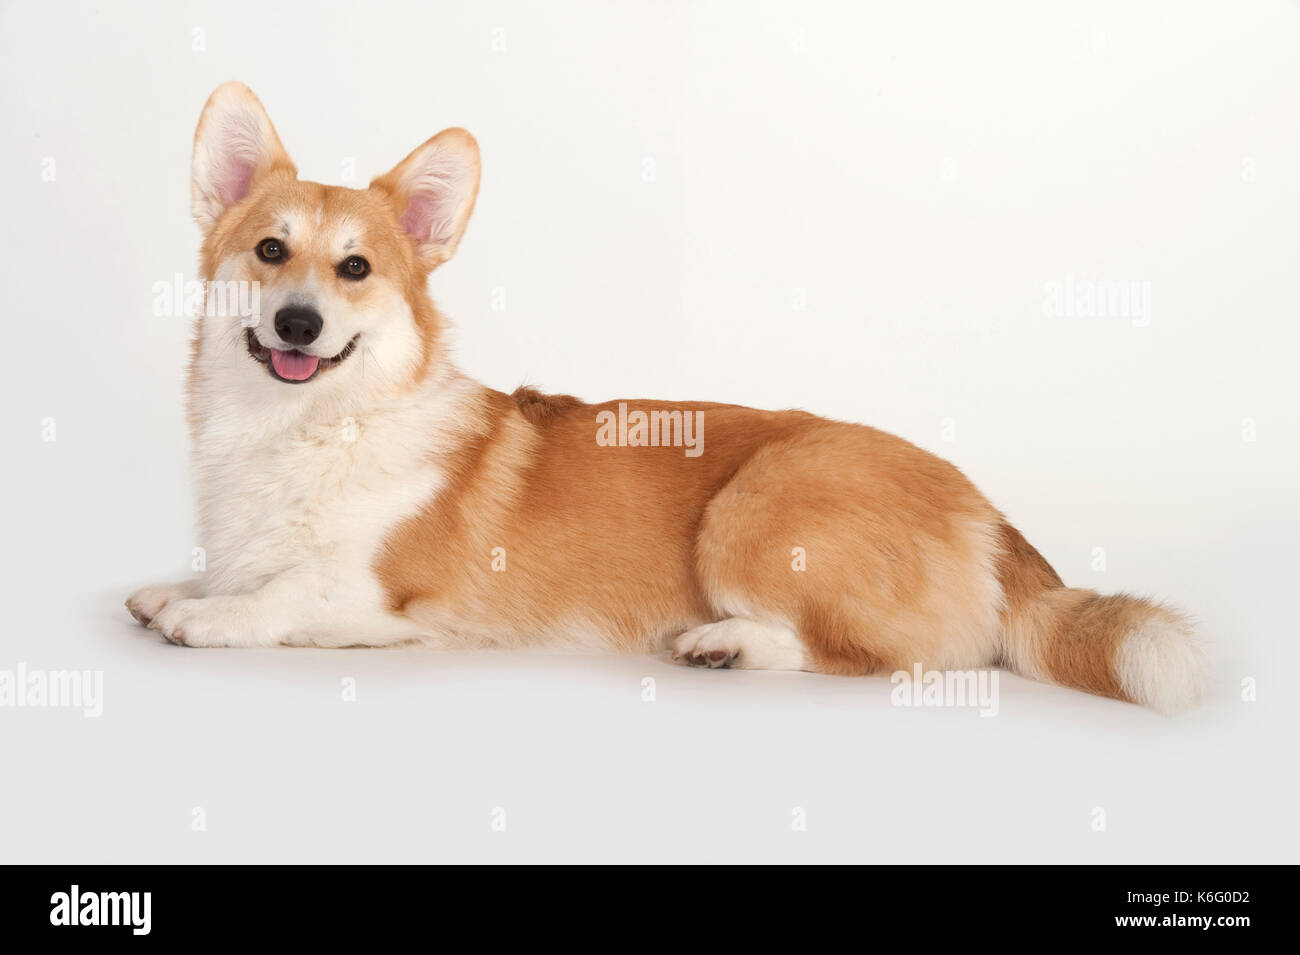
[
  {"x1": 362, "y1": 345, "x2": 389, "y2": 378},
  {"x1": 212, "y1": 323, "x2": 250, "y2": 363}
]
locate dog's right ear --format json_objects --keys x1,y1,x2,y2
[{"x1": 191, "y1": 83, "x2": 296, "y2": 235}]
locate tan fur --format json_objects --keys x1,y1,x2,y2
[{"x1": 380, "y1": 396, "x2": 999, "y2": 670}]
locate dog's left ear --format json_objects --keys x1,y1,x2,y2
[
  {"x1": 191, "y1": 83, "x2": 296, "y2": 235},
  {"x1": 371, "y1": 128, "x2": 481, "y2": 270}
]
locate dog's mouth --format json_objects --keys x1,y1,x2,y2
[{"x1": 245, "y1": 329, "x2": 359, "y2": 384}]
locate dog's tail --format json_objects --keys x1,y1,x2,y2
[{"x1": 994, "y1": 522, "x2": 1208, "y2": 713}]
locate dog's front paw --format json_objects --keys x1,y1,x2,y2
[
  {"x1": 148, "y1": 597, "x2": 257, "y2": 648},
  {"x1": 125, "y1": 582, "x2": 195, "y2": 626}
]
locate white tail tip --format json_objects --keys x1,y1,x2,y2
[{"x1": 1115, "y1": 611, "x2": 1210, "y2": 714}]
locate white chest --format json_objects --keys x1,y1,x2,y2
[{"x1": 188, "y1": 381, "x2": 474, "y2": 606}]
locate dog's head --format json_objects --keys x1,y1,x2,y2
[{"x1": 190, "y1": 82, "x2": 478, "y2": 405}]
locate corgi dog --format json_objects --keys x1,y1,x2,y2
[{"x1": 126, "y1": 82, "x2": 1208, "y2": 713}]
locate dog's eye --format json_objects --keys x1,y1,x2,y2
[
  {"x1": 338, "y1": 255, "x2": 370, "y2": 280},
  {"x1": 256, "y1": 238, "x2": 286, "y2": 262}
]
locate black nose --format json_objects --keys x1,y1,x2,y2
[{"x1": 273, "y1": 306, "x2": 323, "y2": 347}]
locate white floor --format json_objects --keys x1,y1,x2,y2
[{"x1": 1, "y1": 552, "x2": 1292, "y2": 864}]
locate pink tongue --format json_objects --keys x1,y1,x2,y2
[{"x1": 270, "y1": 349, "x2": 321, "y2": 381}]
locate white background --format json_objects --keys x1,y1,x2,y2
[{"x1": 1, "y1": 0, "x2": 1296, "y2": 862}]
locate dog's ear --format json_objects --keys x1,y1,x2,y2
[
  {"x1": 191, "y1": 83, "x2": 296, "y2": 235},
  {"x1": 371, "y1": 128, "x2": 481, "y2": 270}
]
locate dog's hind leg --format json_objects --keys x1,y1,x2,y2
[
  {"x1": 684, "y1": 423, "x2": 1004, "y2": 677},
  {"x1": 671, "y1": 617, "x2": 812, "y2": 670}
]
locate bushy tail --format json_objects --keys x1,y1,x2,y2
[{"x1": 995, "y1": 523, "x2": 1209, "y2": 713}]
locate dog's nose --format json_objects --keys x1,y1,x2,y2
[{"x1": 273, "y1": 306, "x2": 323, "y2": 348}]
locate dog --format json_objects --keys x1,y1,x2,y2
[{"x1": 126, "y1": 82, "x2": 1208, "y2": 713}]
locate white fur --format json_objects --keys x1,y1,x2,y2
[
  {"x1": 173, "y1": 362, "x2": 481, "y2": 647},
  {"x1": 1115, "y1": 614, "x2": 1210, "y2": 715},
  {"x1": 132, "y1": 256, "x2": 486, "y2": 647}
]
